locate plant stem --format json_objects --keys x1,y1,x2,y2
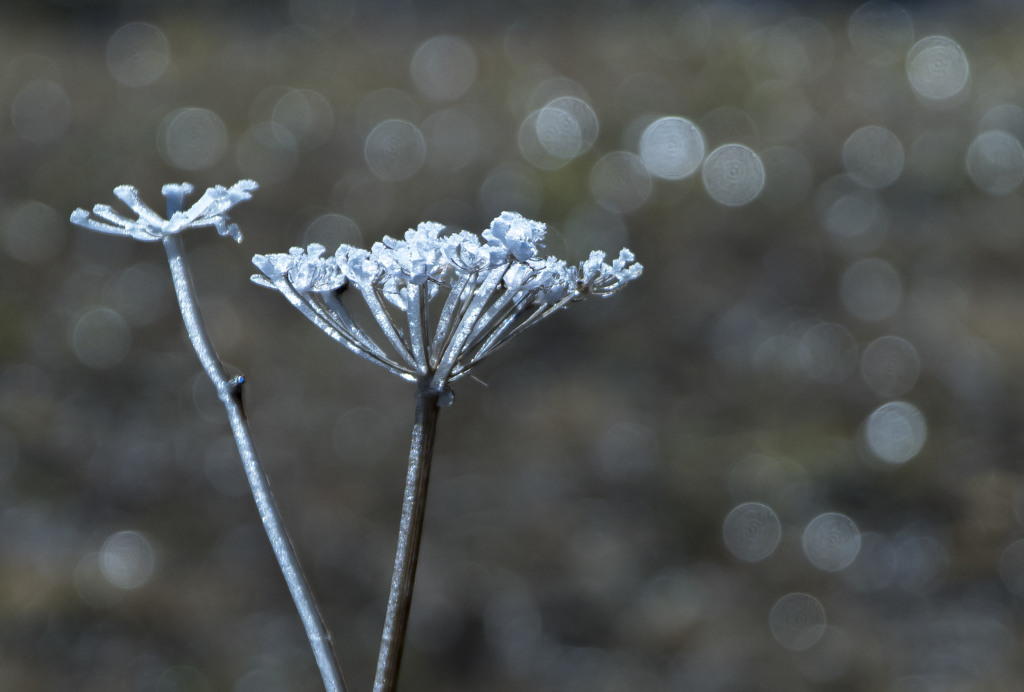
[
  {"x1": 373, "y1": 380, "x2": 441, "y2": 692},
  {"x1": 163, "y1": 233, "x2": 347, "y2": 692}
]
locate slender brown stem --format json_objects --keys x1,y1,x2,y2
[{"x1": 373, "y1": 380, "x2": 441, "y2": 692}]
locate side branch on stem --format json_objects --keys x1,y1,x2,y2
[
  {"x1": 163, "y1": 233, "x2": 347, "y2": 692},
  {"x1": 373, "y1": 380, "x2": 441, "y2": 692}
]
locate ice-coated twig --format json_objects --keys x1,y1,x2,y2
[
  {"x1": 252, "y1": 210, "x2": 642, "y2": 692},
  {"x1": 373, "y1": 379, "x2": 439, "y2": 692},
  {"x1": 72, "y1": 183, "x2": 348, "y2": 692}
]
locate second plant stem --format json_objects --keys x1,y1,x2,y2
[
  {"x1": 163, "y1": 233, "x2": 347, "y2": 692},
  {"x1": 373, "y1": 380, "x2": 441, "y2": 692}
]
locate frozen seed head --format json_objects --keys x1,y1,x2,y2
[
  {"x1": 722, "y1": 502, "x2": 781, "y2": 562},
  {"x1": 770, "y1": 593, "x2": 826, "y2": 651},
  {"x1": 70, "y1": 180, "x2": 258, "y2": 243},
  {"x1": 251, "y1": 211, "x2": 642, "y2": 393}
]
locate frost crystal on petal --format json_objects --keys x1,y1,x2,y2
[
  {"x1": 483, "y1": 211, "x2": 546, "y2": 262},
  {"x1": 251, "y1": 211, "x2": 642, "y2": 391},
  {"x1": 70, "y1": 180, "x2": 258, "y2": 243}
]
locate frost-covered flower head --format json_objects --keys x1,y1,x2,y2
[
  {"x1": 252, "y1": 211, "x2": 642, "y2": 400},
  {"x1": 70, "y1": 180, "x2": 258, "y2": 242}
]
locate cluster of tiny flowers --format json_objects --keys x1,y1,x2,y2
[
  {"x1": 252, "y1": 212, "x2": 643, "y2": 394},
  {"x1": 70, "y1": 180, "x2": 258, "y2": 242}
]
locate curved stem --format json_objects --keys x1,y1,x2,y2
[
  {"x1": 373, "y1": 381, "x2": 441, "y2": 692},
  {"x1": 163, "y1": 234, "x2": 347, "y2": 692}
]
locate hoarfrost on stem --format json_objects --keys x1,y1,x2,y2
[{"x1": 251, "y1": 210, "x2": 643, "y2": 395}]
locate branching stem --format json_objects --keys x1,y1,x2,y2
[
  {"x1": 163, "y1": 232, "x2": 347, "y2": 692},
  {"x1": 373, "y1": 380, "x2": 441, "y2": 692}
]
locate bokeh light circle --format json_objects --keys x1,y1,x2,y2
[
  {"x1": 840, "y1": 258, "x2": 903, "y2": 321},
  {"x1": 722, "y1": 502, "x2": 782, "y2": 562},
  {"x1": 702, "y1": 144, "x2": 765, "y2": 206},
  {"x1": 825, "y1": 191, "x2": 888, "y2": 255},
  {"x1": 907, "y1": 36, "x2": 969, "y2": 102},
  {"x1": 72, "y1": 308, "x2": 132, "y2": 370},
  {"x1": 535, "y1": 106, "x2": 582, "y2": 159},
  {"x1": 3, "y1": 201, "x2": 64, "y2": 264},
  {"x1": 100, "y1": 531, "x2": 156, "y2": 590},
  {"x1": 304, "y1": 214, "x2": 362, "y2": 253},
  {"x1": 271, "y1": 89, "x2": 334, "y2": 149},
  {"x1": 860, "y1": 336, "x2": 920, "y2": 397},
  {"x1": 161, "y1": 108, "x2": 227, "y2": 170},
  {"x1": 12, "y1": 79, "x2": 71, "y2": 144},
  {"x1": 106, "y1": 22, "x2": 170, "y2": 87},
  {"x1": 842, "y1": 126, "x2": 904, "y2": 188},
  {"x1": 803, "y1": 513, "x2": 862, "y2": 572},
  {"x1": 999, "y1": 539, "x2": 1024, "y2": 597},
  {"x1": 865, "y1": 401, "x2": 927, "y2": 464},
  {"x1": 798, "y1": 322, "x2": 858, "y2": 384},
  {"x1": 770, "y1": 593, "x2": 826, "y2": 651},
  {"x1": 545, "y1": 96, "x2": 598, "y2": 153},
  {"x1": 639, "y1": 116, "x2": 705, "y2": 180},
  {"x1": 966, "y1": 130, "x2": 1024, "y2": 195},
  {"x1": 848, "y1": 1, "x2": 914, "y2": 65},
  {"x1": 364, "y1": 119, "x2": 426, "y2": 181},
  {"x1": 410, "y1": 35, "x2": 477, "y2": 102},
  {"x1": 589, "y1": 152, "x2": 652, "y2": 213}
]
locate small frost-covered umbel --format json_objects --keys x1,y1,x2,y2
[
  {"x1": 70, "y1": 180, "x2": 258, "y2": 242},
  {"x1": 251, "y1": 211, "x2": 643, "y2": 395}
]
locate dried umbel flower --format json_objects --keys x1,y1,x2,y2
[
  {"x1": 251, "y1": 211, "x2": 643, "y2": 397},
  {"x1": 252, "y1": 211, "x2": 641, "y2": 692},
  {"x1": 70, "y1": 180, "x2": 257, "y2": 242}
]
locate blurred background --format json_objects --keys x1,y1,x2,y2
[{"x1": 2, "y1": 0, "x2": 1024, "y2": 690}]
